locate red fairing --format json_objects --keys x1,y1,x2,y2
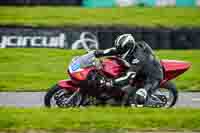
[
  {"x1": 160, "y1": 60, "x2": 191, "y2": 85},
  {"x1": 102, "y1": 58, "x2": 191, "y2": 86},
  {"x1": 58, "y1": 80, "x2": 78, "y2": 91},
  {"x1": 101, "y1": 57, "x2": 127, "y2": 78}
]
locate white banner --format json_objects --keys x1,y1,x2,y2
[
  {"x1": 0, "y1": 28, "x2": 99, "y2": 49},
  {"x1": 0, "y1": 33, "x2": 66, "y2": 48}
]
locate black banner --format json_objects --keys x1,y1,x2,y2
[
  {"x1": 0, "y1": 26, "x2": 200, "y2": 49},
  {"x1": 97, "y1": 27, "x2": 200, "y2": 49}
]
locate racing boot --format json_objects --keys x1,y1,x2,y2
[{"x1": 135, "y1": 88, "x2": 148, "y2": 107}]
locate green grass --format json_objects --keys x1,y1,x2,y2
[
  {"x1": 0, "y1": 107, "x2": 200, "y2": 131},
  {"x1": 0, "y1": 6, "x2": 200, "y2": 27},
  {"x1": 0, "y1": 49, "x2": 199, "y2": 92},
  {"x1": 0, "y1": 49, "x2": 84, "y2": 91}
]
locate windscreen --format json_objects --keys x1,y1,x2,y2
[{"x1": 69, "y1": 52, "x2": 95, "y2": 73}]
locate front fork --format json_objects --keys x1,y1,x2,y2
[{"x1": 64, "y1": 88, "x2": 81, "y2": 106}]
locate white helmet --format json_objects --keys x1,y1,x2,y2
[{"x1": 114, "y1": 34, "x2": 136, "y2": 52}]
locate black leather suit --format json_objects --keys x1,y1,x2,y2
[{"x1": 95, "y1": 41, "x2": 163, "y2": 95}]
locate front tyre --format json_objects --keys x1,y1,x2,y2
[{"x1": 44, "y1": 84, "x2": 81, "y2": 108}]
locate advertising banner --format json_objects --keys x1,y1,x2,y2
[{"x1": 0, "y1": 27, "x2": 99, "y2": 50}]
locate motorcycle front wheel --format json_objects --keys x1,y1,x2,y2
[{"x1": 44, "y1": 84, "x2": 82, "y2": 108}]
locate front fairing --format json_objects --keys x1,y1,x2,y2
[
  {"x1": 68, "y1": 52, "x2": 96, "y2": 81},
  {"x1": 68, "y1": 52, "x2": 95, "y2": 73}
]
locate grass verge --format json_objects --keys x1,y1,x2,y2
[
  {"x1": 0, "y1": 107, "x2": 200, "y2": 131},
  {"x1": 0, "y1": 49, "x2": 199, "y2": 91},
  {"x1": 0, "y1": 6, "x2": 200, "y2": 27}
]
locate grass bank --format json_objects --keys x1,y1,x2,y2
[
  {"x1": 0, "y1": 6, "x2": 200, "y2": 27},
  {"x1": 0, "y1": 107, "x2": 200, "y2": 131},
  {"x1": 0, "y1": 49, "x2": 199, "y2": 92}
]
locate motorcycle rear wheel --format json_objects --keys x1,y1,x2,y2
[
  {"x1": 129, "y1": 81, "x2": 178, "y2": 108},
  {"x1": 157, "y1": 81, "x2": 178, "y2": 108}
]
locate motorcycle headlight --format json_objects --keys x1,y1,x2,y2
[{"x1": 72, "y1": 71, "x2": 85, "y2": 80}]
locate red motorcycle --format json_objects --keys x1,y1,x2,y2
[{"x1": 44, "y1": 51, "x2": 191, "y2": 108}]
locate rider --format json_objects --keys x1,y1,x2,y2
[{"x1": 94, "y1": 34, "x2": 163, "y2": 106}]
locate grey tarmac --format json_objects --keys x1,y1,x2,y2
[{"x1": 0, "y1": 92, "x2": 200, "y2": 108}]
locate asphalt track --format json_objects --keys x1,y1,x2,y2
[{"x1": 0, "y1": 92, "x2": 200, "y2": 108}]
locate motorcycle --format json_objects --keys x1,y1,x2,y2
[{"x1": 44, "y1": 51, "x2": 191, "y2": 108}]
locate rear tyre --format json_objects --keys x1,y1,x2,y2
[
  {"x1": 148, "y1": 81, "x2": 178, "y2": 108},
  {"x1": 161, "y1": 81, "x2": 178, "y2": 108},
  {"x1": 127, "y1": 81, "x2": 178, "y2": 108}
]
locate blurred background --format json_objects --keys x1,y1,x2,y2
[
  {"x1": 0, "y1": 0, "x2": 199, "y2": 50},
  {"x1": 0, "y1": 0, "x2": 199, "y2": 7}
]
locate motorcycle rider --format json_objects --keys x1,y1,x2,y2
[{"x1": 94, "y1": 34, "x2": 163, "y2": 106}]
